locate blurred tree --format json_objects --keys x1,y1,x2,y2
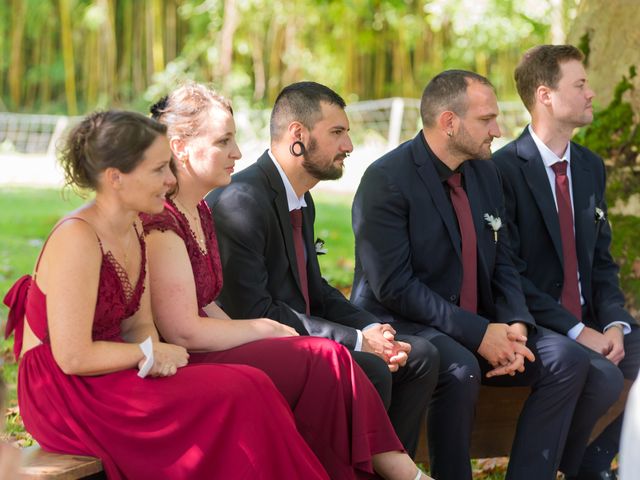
[
  {"x1": 568, "y1": 0, "x2": 640, "y2": 112},
  {"x1": 0, "y1": 0, "x2": 579, "y2": 114}
]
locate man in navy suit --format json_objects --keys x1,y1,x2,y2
[
  {"x1": 207, "y1": 82, "x2": 439, "y2": 457},
  {"x1": 493, "y1": 45, "x2": 640, "y2": 480},
  {"x1": 352, "y1": 70, "x2": 609, "y2": 480}
]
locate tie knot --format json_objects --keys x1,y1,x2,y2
[
  {"x1": 289, "y1": 209, "x2": 303, "y2": 228},
  {"x1": 551, "y1": 160, "x2": 568, "y2": 176},
  {"x1": 446, "y1": 173, "x2": 462, "y2": 189}
]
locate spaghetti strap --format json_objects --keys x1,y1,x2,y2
[{"x1": 33, "y1": 216, "x2": 103, "y2": 276}]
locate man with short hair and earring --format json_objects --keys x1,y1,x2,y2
[
  {"x1": 351, "y1": 69, "x2": 600, "y2": 480},
  {"x1": 206, "y1": 81, "x2": 439, "y2": 458},
  {"x1": 493, "y1": 44, "x2": 640, "y2": 480}
]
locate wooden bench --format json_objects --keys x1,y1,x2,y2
[
  {"x1": 415, "y1": 379, "x2": 633, "y2": 464},
  {"x1": 15, "y1": 380, "x2": 632, "y2": 477},
  {"x1": 20, "y1": 446, "x2": 104, "y2": 480}
]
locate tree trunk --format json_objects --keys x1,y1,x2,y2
[
  {"x1": 9, "y1": 0, "x2": 26, "y2": 109},
  {"x1": 218, "y1": 0, "x2": 238, "y2": 91},
  {"x1": 568, "y1": 0, "x2": 640, "y2": 112},
  {"x1": 58, "y1": 0, "x2": 77, "y2": 115}
]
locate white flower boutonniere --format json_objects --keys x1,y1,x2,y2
[
  {"x1": 595, "y1": 207, "x2": 606, "y2": 223},
  {"x1": 483, "y1": 213, "x2": 502, "y2": 243},
  {"x1": 314, "y1": 238, "x2": 328, "y2": 255}
]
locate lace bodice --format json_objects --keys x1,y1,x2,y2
[
  {"x1": 4, "y1": 218, "x2": 146, "y2": 358},
  {"x1": 141, "y1": 199, "x2": 223, "y2": 311}
]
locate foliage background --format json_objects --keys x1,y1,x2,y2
[{"x1": 1, "y1": 0, "x2": 580, "y2": 115}]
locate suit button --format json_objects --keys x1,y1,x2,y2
[
  {"x1": 554, "y1": 282, "x2": 562, "y2": 288},
  {"x1": 450, "y1": 295, "x2": 457, "y2": 302}
]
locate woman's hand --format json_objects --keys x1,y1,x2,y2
[
  {"x1": 140, "y1": 342, "x2": 189, "y2": 377},
  {"x1": 252, "y1": 318, "x2": 299, "y2": 339}
]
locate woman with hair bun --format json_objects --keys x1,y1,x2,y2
[
  {"x1": 143, "y1": 84, "x2": 432, "y2": 480},
  {"x1": 3, "y1": 110, "x2": 329, "y2": 479}
]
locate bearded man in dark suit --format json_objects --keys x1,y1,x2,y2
[
  {"x1": 351, "y1": 70, "x2": 610, "y2": 480},
  {"x1": 206, "y1": 81, "x2": 439, "y2": 457},
  {"x1": 493, "y1": 44, "x2": 640, "y2": 480}
]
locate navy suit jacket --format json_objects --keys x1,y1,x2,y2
[
  {"x1": 493, "y1": 127, "x2": 636, "y2": 334},
  {"x1": 206, "y1": 151, "x2": 379, "y2": 349},
  {"x1": 351, "y1": 132, "x2": 534, "y2": 352}
]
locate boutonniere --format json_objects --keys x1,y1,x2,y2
[
  {"x1": 595, "y1": 207, "x2": 606, "y2": 223},
  {"x1": 314, "y1": 238, "x2": 328, "y2": 255},
  {"x1": 483, "y1": 213, "x2": 502, "y2": 243}
]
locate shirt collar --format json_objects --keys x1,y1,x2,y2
[
  {"x1": 268, "y1": 149, "x2": 307, "y2": 211},
  {"x1": 528, "y1": 124, "x2": 571, "y2": 167},
  {"x1": 419, "y1": 132, "x2": 456, "y2": 183}
]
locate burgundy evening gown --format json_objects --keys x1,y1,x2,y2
[
  {"x1": 4, "y1": 217, "x2": 329, "y2": 479},
  {"x1": 141, "y1": 200, "x2": 403, "y2": 478}
]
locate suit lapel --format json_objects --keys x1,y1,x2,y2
[
  {"x1": 569, "y1": 145, "x2": 596, "y2": 287},
  {"x1": 257, "y1": 153, "x2": 306, "y2": 294},
  {"x1": 412, "y1": 134, "x2": 462, "y2": 259},
  {"x1": 516, "y1": 129, "x2": 564, "y2": 264}
]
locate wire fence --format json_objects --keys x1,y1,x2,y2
[{"x1": 0, "y1": 99, "x2": 529, "y2": 189}]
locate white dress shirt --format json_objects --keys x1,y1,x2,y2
[
  {"x1": 528, "y1": 126, "x2": 630, "y2": 338},
  {"x1": 268, "y1": 150, "x2": 368, "y2": 350}
]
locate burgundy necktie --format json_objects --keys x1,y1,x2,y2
[
  {"x1": 289, "y1": 209, "x2": 310, "y2": 315},
  {"x1": 447, "y1": 173, "x2": 477, "y2": 313},
  {"x1": 551, "y1": 160, "x2": 582, "y2": 320}
]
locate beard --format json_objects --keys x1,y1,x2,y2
[
  {"x1": 448, "y1": 122, "x2": 492, "y2": 161},
  {"x1": 301, "y1": 137, "x2": 346, "y2": 181}
]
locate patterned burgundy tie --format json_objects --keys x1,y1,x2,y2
[
  {"x1": 551, "y1": 160, "x2": 582, "y2": 320},
  {"x1": 289, "y1": 209, "x2": 310, "y2": 315},
  {"x1": 446, "y1": 173, "x2": 477, "y2": 313}
]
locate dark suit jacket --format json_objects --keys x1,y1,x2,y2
[
  {"x1": 206, "y1": 151, "x2": 380, "y2": 350},
  {"x1": 351, "y1": 132, "x2": 534, "y2": 352},
  {"x1": 492, "y1": 127, "x2": 636, "y2": 334}
]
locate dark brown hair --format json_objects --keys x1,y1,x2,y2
[
  {"x1": 59, "y1": 110, "x2": 167, "y2": 191},
  {"x1": 270, "y1": 81, "x2": 346, "y2": 140},
  {"x1": 420, "y1": 70, "x2": 494, "y2": 128},
  {"x1": 515, "y1": 44, "x2": 584, "y2": 111}
]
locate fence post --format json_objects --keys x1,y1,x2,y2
[
  {"x1": 387, "y1": 97, "x2": 404, "y2": 151},
  {"x1": 47, "y1": 117, "x2": 69, "y2": 157}
]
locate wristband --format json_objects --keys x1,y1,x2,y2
[{"x1": 137, "y1": 336, "x2": 154, "y2": 378}]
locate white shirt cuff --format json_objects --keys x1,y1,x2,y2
[
  {"x1": 354, "y1": 329, "x2": 363, "y2": 351},
  {"x1": 567, "y1": 322, "x2": 586, "y2": 340},
  {"x1": 355, "y1": 323, "x2": 381, "y2": 352},
  {"x1": 604, "y1": 321, "x2": 632, "y2": 335}
]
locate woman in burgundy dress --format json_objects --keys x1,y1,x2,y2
[
  {"x1": 3, "y1": 110, "x2": 330, "y2": 480},
  {"x1": 143, "y1": 83, "x2": 431, "y2": 480}
]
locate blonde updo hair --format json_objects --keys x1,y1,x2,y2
[
  {"x1": 149, "y1": 81, "x2": 232, "y2": 139},
  {"x1": 59, "y1": 110, "x2": 167, "y2": 191}
]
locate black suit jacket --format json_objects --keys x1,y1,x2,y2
[
  {"x1": 206, "y1": 151, "x2": 379, "y2": 349},
  {"x1": 492, "y1": 127, "x2": 636, "y2": 333},
  {"x1": 351, "y1": 132, "x2": 534, "y2": 352}
]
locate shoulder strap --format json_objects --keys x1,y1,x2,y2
[{"x1": 34, "y1": 216, "x2": 103, "y2": 275}]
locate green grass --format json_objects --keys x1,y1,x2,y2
[
  {"x1": 313, "y1": 190, "x2": 357, "y2": 290},
  {"x1": 0, "y1": 187, "x2": 83, "y2": 443}
]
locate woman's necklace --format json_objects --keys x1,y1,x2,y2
[
  {"x1": 175, "y1": 198, "x2": 206, "y2": 249},
  {"x1": 121, "y1": 226, "x2": 134, "y2": 269}
]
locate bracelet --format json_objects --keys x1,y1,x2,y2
[{"x1": 137, "y1": 336, "x2": 154, "y2": 378}]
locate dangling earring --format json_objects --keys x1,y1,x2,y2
[{"x1": 289, "y1": 141, "x2": 306, "y2": 157}]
